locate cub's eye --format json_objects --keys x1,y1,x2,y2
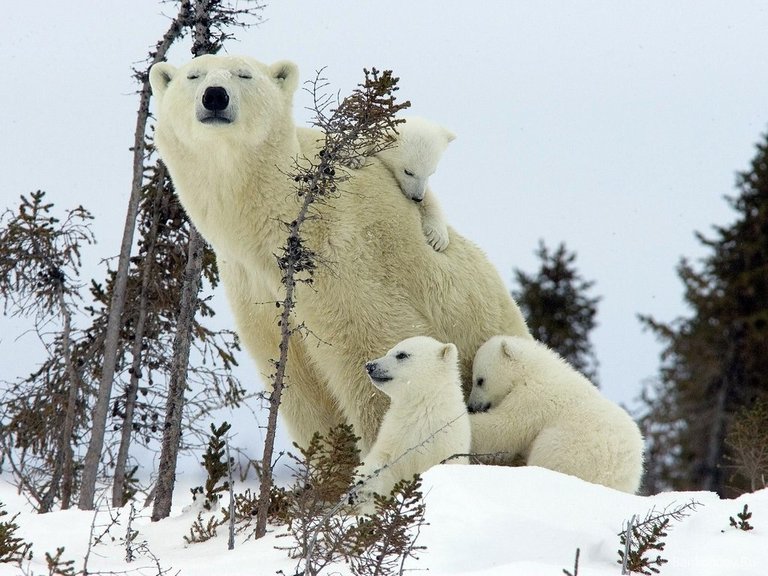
[
  {"x1": 395, "y1": 351, "x2": 409, "y2": 360},
  {"x1": 187, "y1": 72, "x2": 200, "y2": 80},
  {"x1": 403, "y1": 169, "x2": 415, "y2": 177},
  {"x1": 236, "y1": 70, "x2": 252, "y2": 79},
  {"x1": 476, "y1": 378, "x2": 485, "y2": 387}
]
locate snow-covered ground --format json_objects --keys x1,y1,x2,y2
[{"x1": 1, "y1": 465, "x2": 765, "y2": 576}]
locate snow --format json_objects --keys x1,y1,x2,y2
[{"x1": 2, "y1": 465, "x2": 766, "y2": 576}]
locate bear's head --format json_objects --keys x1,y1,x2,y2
[
  {"x1": 364, "y1": 336, "x2": 459, "y2": 400},
  {"x1": 377, "y1": 117, "x2": 455, "y2": 202},
  {"x1": 468, "y1": 335, "x2": 526, "y2": 413},
  {"x1": 149, "y1": 54, "x2": 299, "y2": 152}
]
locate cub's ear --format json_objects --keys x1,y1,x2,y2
[
  {"x1": 270, "y1": 60, "x2": 299, "y2": 93},
  {"x1": 500, "y1": 339, "x2": 516, "y2": 361},
  {"x1": 149, "y1": 62, "x2": 176, "y2": 101},
  {"x1": 440, "y1": 342, "x2": 458, "y2": 362},
  {"x1": 443, "y1": 127, "x2": 456, "y2": 144}
]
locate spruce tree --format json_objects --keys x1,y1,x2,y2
[
  {"x1": 512, "y1": 241, "x2": 601, "y2": 383},
  {"x1": 639, "y1": 132, "x2": 768, "y2": 496}
]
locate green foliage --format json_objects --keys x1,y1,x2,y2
[
  {"x1": 0, "y1": 191, "x2": 95, "y2": 511},
  {"x1": 618, "y1": 517, "x2": 669, "y2": 574},
  {"x1": 0, "y1": 502, "x2": 33, "y2": 565},
  {"x1": 345, "y1": 476, "x2": 427, "y2": 576},
  {"x1": 512, "y1": 240, "x2": 601, "y2": 383},
  {"x1": 295, "y1": 423, "x2": 362, "y2": 504},
  {"x1": 618, "y1": 501, "x2": 699, "y2": 575},
  {"x1": 44, "y1": 546, "x2": 75, "y2": 576},
  {"x1": 638, "y1": 132, "x2": 768, "y2": 495},
  {"x1": 277, "y1": 424, "x2": 427, "y2": 576},
  {"x1": 120, "y1": 465, "x2": 140, "y2": 506},
  {"x1": 729, "y1": 504, "x2": 754, "y2": 531},
  {"x1": 0, "y1": 190, "x2": 94, "y2": 319},
  {"x1": 190, "y1": 421, "x2": 233, "y2": 511}
]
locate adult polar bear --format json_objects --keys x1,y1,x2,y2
[{"x1": 149, "y1": 54, "x2": 530, "y2": 453}]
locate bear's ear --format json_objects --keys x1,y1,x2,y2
[
  {"x1": 443, "y1": 127, "x2": 456, "y2": 144},
  {"x1": 149, "y1": 62, "x2": 176, "y2": 101},
  {"x1": 500, "y1": 339, "x2": 516, "y2": 361},
  {"x1": 270, "y1": 60, "x2": 299, "y2": 93},
  {"x1": 440, "y1": 342, "x2": 458, "y2": 362}
]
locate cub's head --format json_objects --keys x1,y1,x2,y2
[
  {"x1": 365, "y1": 336, "x2": 459, "y2": 399},
  {"x1": 468, "y1": 335, "x2": 526, "y2": 413},
  {"x1": 377, "y1": 117, "x2": 455, "y2": 202},
  {"x1": 149, "y1": 55, "x2": 299, "y2": 150}
]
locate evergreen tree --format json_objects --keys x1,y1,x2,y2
[
  {"x1": 0, "y1": 191, "x2": 95, "y2": 511},
  {"x1": 512, "y1": 241, "x2": 601, "y2": 383},
  {"x1": 639, "y1": 132, "x2": 768, "y2": 496}
]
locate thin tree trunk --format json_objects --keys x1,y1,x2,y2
[
  {"x1": 150, "y1": 0, "x2": 219, "y2": 523},
  {"x1": 151, "y1": 226, "x2": 205, "y2": 521},
  {"x1": 58, "y1": 300, "x2": 80, "y2": 510},
  {"x1": 254, "y1": 269, "x2": 295, "y2": 538},
  {"x1": 702, "y1": 329, "x2": 741, "y2": 494},
  {"x1": 40, "y1": 291, "x2": 79, "y2": 512},
  {"x1": 78, "y1": 1, "x2": 193, "y2": 511},
  {"x1": 111, "y1": 173, "x2": 166, "y2": 507}
]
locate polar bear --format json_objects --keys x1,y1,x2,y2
[
  {"x1": 346, "y1": 117, "x2": 454, "y2": 252},
  {"x1": 149, "y1": 55, "x2": 531, "y2": 454},
  {"x1": 468, "y1": 335, "x2": 644, "y2": 493},
  {"x1": 355, "y1": 336, "x2": 470, "y2": 507}
]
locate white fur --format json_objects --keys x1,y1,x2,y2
[
  {"x1": 149, "y1": 55, "x2": 531, "y2": 454},
  {"x1": 377, "y1": 117, "x2": 455, "y2": 202},
  {"x1": 356, "y1": 336, "x2": 470, "y2": 509},
  {"x1": 345, "y1": 116, "x2": 454, "y2": 251},
  {"x1": 469, "y1": 336, "x2": 644, "y2": 493}
]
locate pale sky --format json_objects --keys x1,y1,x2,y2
[{"x1": 3, "y1": 2, "x2": 768, "y2": 458}]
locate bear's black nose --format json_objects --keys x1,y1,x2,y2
[
  {"x1": 365, "y1": 362, "x2": 376, "y2": 374},
  {"x1": 202, "y1": 86, "x2": 230, "y2": 111}
]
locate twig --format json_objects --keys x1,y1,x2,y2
[
  {"x1": 302, "y1": 412, "x2": 464, "y2": 576},
  {"x1": 226, "y1": 435, "x2": 235, "y2": 551}
]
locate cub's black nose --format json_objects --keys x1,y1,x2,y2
[
  {"x1": 202, "y1": 86, "x2": 229, "y2": 111},
  {"x1": 365, "y1": 362, "x2": 376, "y2": 374}
]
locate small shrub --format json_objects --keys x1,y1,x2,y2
[
  {"x1": 44, "y1": 546, "x2": 75, "y2": 576},
  {"x1": 618, "y1": 501, "x2": 700, "y2": 575},
  {"x1": 190, "y1": 422, "x2": 232, "y2": 511},
  {"x1": 345, "y1": 476, "x2": 427, "y2": 576},
  {"x1": 184, "y1": 511, "x2": 225, "y2": 544},
  {"x1": 725, "y1": 397, "x2": 768, "y2": 493},
  {"x1": 0, "y1": 502, "x2": 33, "y2": 565},
  {"x1": 729, "y1": 504, "x2": 754, "y2": 531}
]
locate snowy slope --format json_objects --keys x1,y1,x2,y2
[{"x1": 1, "y1": 465, "x2": 765, "y2": 576}]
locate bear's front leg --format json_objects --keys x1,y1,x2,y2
[{"x1": 469, "y1": 410, "x2": 528, "y2": 466}]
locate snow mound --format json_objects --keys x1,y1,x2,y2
[{"x1": 2, "y1": 465, "x2": 766, "y2": 576}]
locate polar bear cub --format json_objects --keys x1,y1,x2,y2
[
  {"x1": 468, "y1": 335, "x2": 644, "y2": 493},
  {"x1": 348, "y1": 117, "x2": 455, "y2": 252},
  {"x1": 355, "y1": 336, "x2": 470, "y2": 507}
]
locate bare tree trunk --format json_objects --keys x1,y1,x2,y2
[
  {"x1": 254, "y1": 263, "x2": 297, "y2": 538},
  {"x1": 150, "y1": 0, "x2": 225, "y2": 523},
  {"x1": 40, "y1": 292, "x2": 79, "y2": 512},
  {"x1": 111, "y1": 172, "x2": 166, "y2": 507},
  {"x1": 151, "y1": 226, "x2": 205, "y2": 521},
  {"x1": 702, "y1": 328, "x2": 742, "y2": 494},
  {"x1": 78, "y1": 1, "x2": 193, "y2": 511}
]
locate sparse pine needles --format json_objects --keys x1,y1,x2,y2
[{"x1": 618, "y1": 500, "x2": 700, "y2": 575}]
